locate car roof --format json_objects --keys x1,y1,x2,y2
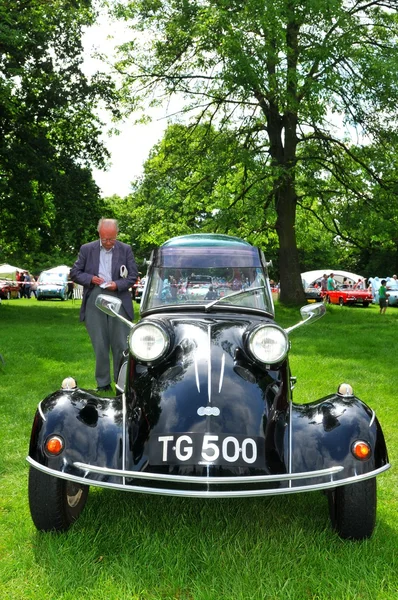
[
  {"x1": 161, "y1": 233, "x2": 252, "y2": 248},
  {"x1": 154, "y1": 234, "x2": 264, "y2": 269}
]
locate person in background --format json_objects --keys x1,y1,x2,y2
[
  {"x1": 378, "y1": 279, "x2": 389, "y2": 315},
  {"x1": 327, "y1": 273, "x2": 335, "y2": 291},
  {"x1": 67, "y1": 275, "x2": 74, "y2": 300},
  {"x1": 24, "y1": 271, "x2": 32, "y2": 298},
  {"x1": 30, "y1": 275, "x2": 38, "y2": 298},
  {"x1": 18, "y1": 270, "x2": 25, "y2": 298},
  {"x1": 70, "y1": 218, "x2": 138, "y2": 392},
  {"x1": 204, "y1": 285, "x2": 218, "y2": 300},
  {"x1": 354, "y1": 278, "x2": 364, "y2": 289}
]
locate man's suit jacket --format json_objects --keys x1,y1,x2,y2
[{"x1": 70, "y1": 240, "x2": 138, "y2": 321}]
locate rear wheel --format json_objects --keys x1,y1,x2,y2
[
  {"x1": 328, "y1": 478, "x2": 376, "y2": 540},
  {"x1": 28, "y1": 467, "x2": 89, "y2": 532}
]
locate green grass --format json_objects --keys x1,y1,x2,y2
[{"x1": 0, "y1": 299, "x2": 397, "y2": 600}]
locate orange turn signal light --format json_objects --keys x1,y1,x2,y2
[
  {"x1": 352, "y1": 440, "x2": 371, "y2": 461},
  {"x1": 45, "y1": 436, "x2": 64, "y2": 456}
]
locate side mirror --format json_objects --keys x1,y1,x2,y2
[
  {"x1": 95, "y1": 294, "x2": 122, "y2": 316},
  {"x1": 285, "y1": 302, "x2": 326, "y2": 334},
  {"x1": 95, "y1": 294, "x2": 134, "y2": 329},
  {"x1": 300, "y1": 302, "x2": 326, "y2": 323}
]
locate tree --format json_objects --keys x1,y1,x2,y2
[
  {"x1": 112, "y1": 0, "x2": 398, "y2": 303},
  {"x1": 0, "y1": 0, "x2": 114, "y2": 266},
  {"x1": 115, "y1": 123, "x2": 280, "y2": 265}
]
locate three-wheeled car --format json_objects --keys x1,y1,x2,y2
[{"x1": 27, "y1": 234, "x2": 390, "y2": 539}]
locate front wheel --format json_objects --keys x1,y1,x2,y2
[
  {"x1": 327, "y1": 478, "x2": 376, "y2": 540},
  {"x1": 339, "y1": 297, "x2": 344, "y2": 306},
  {"x1": 28, "y1": 467, "x2": 89, "y2": 532}
]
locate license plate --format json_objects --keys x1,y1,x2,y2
[{"x1": 149, "y1": 433, "x2": 265, "y2": 468}]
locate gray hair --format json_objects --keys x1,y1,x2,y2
[{"x1": 97, "y1": 218, "x2": 119, "y2": 233}]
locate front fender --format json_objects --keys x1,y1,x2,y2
[
  {"x1": 290, "y1": 394, "x2": 389, "y2": 485},
  {"x1": 28, "y1": 389, "x2": 124, "y2": 482}
]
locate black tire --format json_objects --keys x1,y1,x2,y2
[
  {"x1": 328, "y1": 478, "x2": 376, "y2": 540},
  {"x1": 339, "y1": 297, "x2": 344, "y2": 306},
  {"x1": 363, "y1": 302, "x2": 369, "y2": 308},
  {"x1": 28, "y1": 467, "x2": 89, "y2": 532}
]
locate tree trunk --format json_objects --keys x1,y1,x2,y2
[{"x1": 275, "y1": 176, "x2": 306, "y2": 305}]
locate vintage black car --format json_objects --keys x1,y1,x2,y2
[{"x1": 27, "y1": 234, "x2": 390, "y2": 539}]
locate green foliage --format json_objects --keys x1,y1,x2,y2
[
  {"x1": 117, "y1": 123, "x2": 279, "y2": 261},
  {"x1": 0, "y1": 0, "x2": 113, "y2": 265},
  {"x1": 110, "y1": 0, "x2": 398, "y2": 302}
]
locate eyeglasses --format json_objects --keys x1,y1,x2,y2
[{"x1": 100, "y1": 238, "x2": 117, "y2": 243}]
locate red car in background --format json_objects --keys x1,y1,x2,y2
[
  {"x1": 322, "y1": 285, "x2": 372, "y2": 307},
  {"x1": 0, "y1": 279, "x2": 20, "y2": 300}
]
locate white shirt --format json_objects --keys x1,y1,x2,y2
[{"x1": 98, "y1": 243, "x2": 113, "y2": 284}]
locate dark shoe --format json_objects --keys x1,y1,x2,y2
[{"x1": 96, "y1": 384, "x2": 112, "y2": 392}]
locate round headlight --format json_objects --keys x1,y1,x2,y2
[
  {"x1": 248, "y1": 325, "x2": 288, "y2": 364},
  {"x1": 129, "y1": 322, "x2": 169, "y2": 362}
]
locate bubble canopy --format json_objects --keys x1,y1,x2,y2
[
  {"x1": 141, "y1": 234, "x2": 274, "y2": 314},
  {"x1": 153, "y1": 234, "x2": 265, "y2": 269}
]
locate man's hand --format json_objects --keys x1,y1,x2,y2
[{"x1": 91, "y1": 276, "x2": 105, "y2": 286}]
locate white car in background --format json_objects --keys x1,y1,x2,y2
[{"x1": 368, "y1": 277, "x2": 398, "y2": 306}]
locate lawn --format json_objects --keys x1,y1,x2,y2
[{"x1": 0, "y1": 298, "x2": 397, "y2": 600}]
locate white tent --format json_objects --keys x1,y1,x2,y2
[
  {"x1": 0, "y1": 263, "x2": 25, "y2": 280},
  {"x1": 301, "y1": 269, "x2": 365, "y2": 289}
]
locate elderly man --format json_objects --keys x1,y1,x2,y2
[{"x1": 70, "y1": 218, "x2": 138, "y2": 391}]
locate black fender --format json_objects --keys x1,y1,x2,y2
[
  {"x1": 289, "y1": 394, "x2": 389, "y2": 485},
  {"x1": 28, "y1": 389, "x2": 124, "y2": 483}
]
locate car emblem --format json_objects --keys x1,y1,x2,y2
[{"x1": 197, "y1": 406, "x2": 220, "y2": 417}]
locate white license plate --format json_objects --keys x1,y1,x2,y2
[{"x1": 149, "y1": 433, "x2": 265, "y2": 468}]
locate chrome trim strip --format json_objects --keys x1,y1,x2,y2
[
  {"x1": 194, "y1": 355, "x2": 200, "y2": 393},
  {"x1": 288, "y1": 398, "x2": 293, "y2": 485},
  {"x1": 38, "y1": 401, "x2": 46, "y2": 422},
  {"x1": 219, "y1": 353, "x2": 225, "y2": 393},
  {"x1": 71, "y1": 462, "x2": 344, "y2": 483},
  {"x1": 122, "y1": 392, "x2": 126, "y2": 485},
  {"x1": 369, "y1": 409, "x2": 376, "y2": 428},
  {"x1": 207, "y1": 324, "x2": 212, "y2": 403},
  {"x1": 26, "y1": 457, "x2": 391, "y2": 498}
]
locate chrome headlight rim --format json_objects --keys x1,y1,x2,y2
[
  {"x1": 246, "y1": 324, "x2": 289, "y2": 365},
  {"x1": 128, "y1": 320, "x2": 171, "y2": 364}
]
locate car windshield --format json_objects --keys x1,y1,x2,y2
[
  {"x1": 140, "y1": 236, "x2": 273, "y2": 314},
  {"x1": 39, "y1": 272, "x2": 66, "y2": 285}
]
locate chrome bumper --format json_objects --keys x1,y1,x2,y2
[{"x1": 26, "y1": 457, "x2": 390, "y2": 498}]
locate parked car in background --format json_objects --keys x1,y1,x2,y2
[
  {"x1": 304, "y1": 286, "x2": 323, "y2": 303},
  {"x1": 186, "y1": 274, "x2": 214, "y2": 300},
  {"x1": 132, "y1": 277, "x2": 146, "y2": 303},
  {"x1": 0, "y1": 279, "x2": 20, "y2": 300},
  {"x1": 369, "y1": 277, "x2": 398, "y2": 307},
  {"x1": 322, "y1": 285, "x2": 373, "y2": 307},
  {"x1": 36, "y1": 270, "x2": 68, "y2": 301},
  {"x1": 27, "y1": 233, "x2": 390, "y2": 539}
]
